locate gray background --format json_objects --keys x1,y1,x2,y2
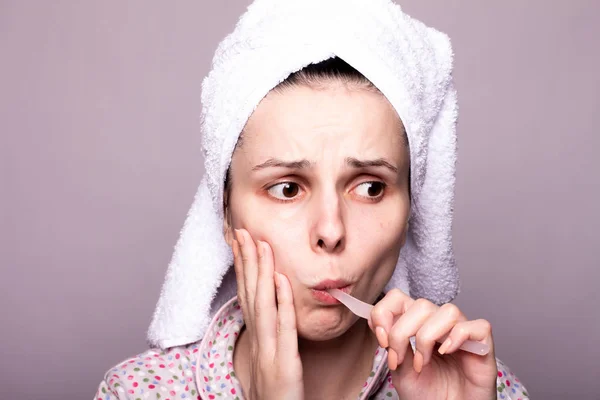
[{"x1": 1, "y1": 1, "x2": 599, "y2": 399}]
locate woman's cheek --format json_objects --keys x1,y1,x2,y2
[
  {"x1": 271, "y1": 200, "x2": 307, "y2": 221},
  {"x1": 242, "y1": 213, "x2": 302, "y2": 272},
  {"x1": 269, "y1": 233, "x2": 302, "y2": 277},
  {"x1": 352, "y1": 215, "x2": 404, "y2": 293}
]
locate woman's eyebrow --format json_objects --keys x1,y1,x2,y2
[
  {"x1": 252, "y1": 158, "x2": 313, "y2": 171},
  {"x1": 345, "y1": 157, "x2": 399, "y2": 174},
  {"x1": 251, "y1": 157, "x2": 399, "y2": 173}
]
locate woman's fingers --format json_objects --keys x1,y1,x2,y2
[
  {"x1": 437, "y1": 319, "x2": 494, "y2": 356},
  {"x1": 231, "y1": 231, "x2": 304, "y2": 398},
  {"x1": 394, "y1": 340, "x2": 416, "y2": 379},
  {"x1": 274, "y1": 272, "x2": 300, "y2": 360},
  {"x1": 233, "y1": 230, "x2": 296, "y2": 354},
  {"x1": 254, "y1": 240, "x2": 278, "y2": 350},
  {"x1": 232, "y1": 237, "x2": 252, "y2": 331},
  {"x1": 370, "y1": 288, "x2": 414, "y2": 340},
  {"x1": 274, "y1": 272, "x2": 304, "y2": 399},
  {"x1": 235, "y1": 229, "x2": 259, "y2": 321},
  {"x1": 387, "y1": 298, "x2": 439, "y2": 368},
  {"x1": 372, "y1": 290, "x2": 489, "y2": 374},
  {"x1": 412, "y1": 303, "x2": 467, "y2": 369}
]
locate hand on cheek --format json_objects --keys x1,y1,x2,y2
[{"x1": 232, "y1": 229, "x2": 304, "y2": 400}]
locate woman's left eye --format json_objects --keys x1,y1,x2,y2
[
  {"x1": 353, "y1": 181, "x2": 386, "y2": 199},
  {"x1": 267, "y1": 182, "x2": 302, "y2": 201}
]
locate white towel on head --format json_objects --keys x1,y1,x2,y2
[{"x1": 147, "y1": 0, "x2": 459, "y2": 349}]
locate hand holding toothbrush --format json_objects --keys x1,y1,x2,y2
[{"x1": 331, "y1": 288, "x2": 498, "y2": 400}]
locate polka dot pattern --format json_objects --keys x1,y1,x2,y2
[{"x1": 94, "y1": 297, "x2": 529, "y2": 399}]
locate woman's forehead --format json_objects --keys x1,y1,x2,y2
[{"x1": 239, "y1": 83, "x2": 406, "y2": 162}]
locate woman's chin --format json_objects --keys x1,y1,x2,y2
[{"x1": 295, "y1": 308, "x2": 359, "y2": 341}]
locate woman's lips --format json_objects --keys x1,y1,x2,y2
[
  {"x1": 310, "y1": 279, "x2": 352, "y2": 304},
  {"x1": 311, "y1": 289, "x2": 347, "y2": 304}
]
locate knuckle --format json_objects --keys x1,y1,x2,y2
[
  {"x1": 415, "y1": 329, "x2": 434, "y2": 346},
  {"x1": 370, "y1": 304, "x2": 388, "y2": 321},
  {"x1": 277, "y1": 315, "x2": 288, "y2": 333},
  {"x1": 413, "y1": 298, "x2": 435, "y2": 312},
  {"x1": 280, "y1": 319, "x2": 295, "y2": 334},
  {"x1": 253, "y1": 302, "x2": 263, "y2": 319},
  {"x1": 478, "y1": 318, "x2": 493, "y2": 333},
  {"x1": 388, "y1": 324, "x2": 408, "y2": 348},
  {"x1": 440, "y1": 303, "x2": 461, "y2": 320},
  {"x1": 388, "y1": 288, "x2": 406, "y2": 298},
  {"x1": 454, "y1": 323, "x2": 469, "y2": 338},
  {"x1": 388, "y1": 333, "x2": 406, "y2": 350}
]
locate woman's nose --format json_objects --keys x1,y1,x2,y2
[{"x1": 311, "y1": 194, "x2": 346, "y2": 253}]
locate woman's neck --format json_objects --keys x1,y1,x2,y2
[
  {"x1": 233, "y1": 318, "x2": 379, "y2": 399},
  {"x1": 299, "y1": 319, "x2": 379, "y2": 399}
]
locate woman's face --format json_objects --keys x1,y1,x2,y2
[{"x1": 224, "y1": 81, "x2": 410, "y2": 341}]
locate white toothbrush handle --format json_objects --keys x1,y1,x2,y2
[{"x1": 328, "y1": 289, "x2": 490, "y2": 356}]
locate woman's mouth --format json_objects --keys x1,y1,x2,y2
[{"x1": 310, "y1": 279, "x2": 352, "y2": 304}]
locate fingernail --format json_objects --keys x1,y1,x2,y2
[
  {"x1": 387, "y1": 348, "x2": 398, "y2": 371},
  {"x1": 413, "y1": 350, "x2": 423, "y2": 373},
  {"x1": 375, "y1": 327, "x2": 389, "y2": 348},
  {"x1": 234, "y1": 229, "x2": 245, "y2": 245},
  {"x1": 438, "y1": 337, "x2": 452, "y2": 355}
]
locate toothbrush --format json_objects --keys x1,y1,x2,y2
[{"x1": 328, "y1": 288, "x2": 490, "y2": 356}]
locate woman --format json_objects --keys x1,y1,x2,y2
[{"x1": 95, "y1": 1, "x2": 529, "y2": 399}]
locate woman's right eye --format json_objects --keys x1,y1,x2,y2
[{"x1": 267, "y1": 182, "x2": 302, "y2": 201}]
